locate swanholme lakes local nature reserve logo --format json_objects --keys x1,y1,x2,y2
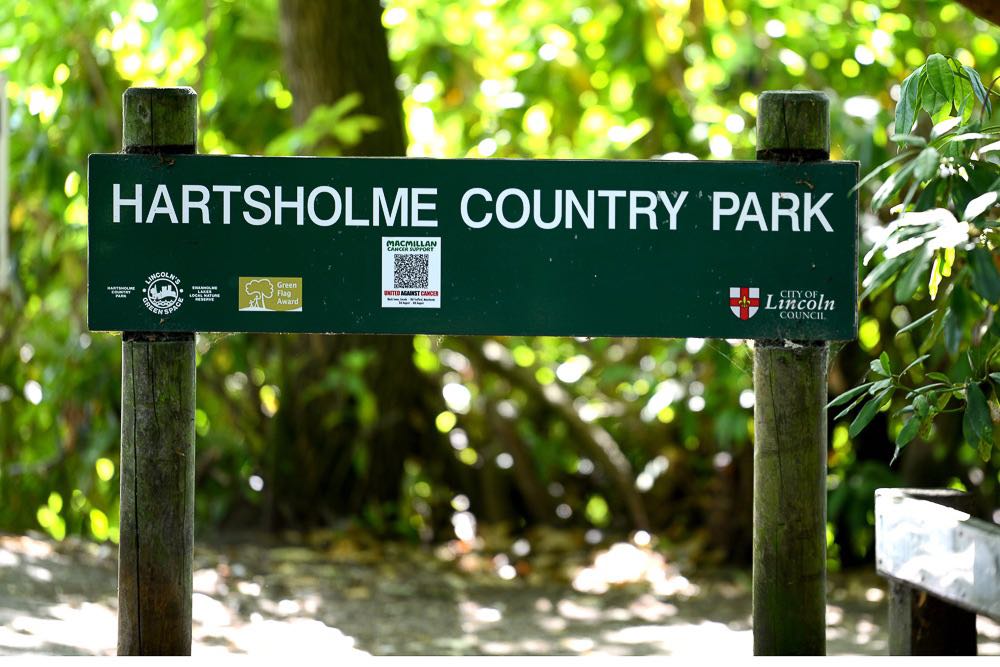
[
  {"x1": 238, "y1": 277, "x2": 303, "y2": 312},
  {"x1": 143, "y1": 272, "x2": 184, "y2": 315},
  {"x1": 728, "y1": 286, "x2": 836, "y2": 321}
]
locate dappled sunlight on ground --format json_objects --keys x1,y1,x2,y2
[{"x1": 1, "y1": 532, "x2": 998, "y2": 656}]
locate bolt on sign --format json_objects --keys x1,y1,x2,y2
[{"x1": 88, "y1": 154, "x2": 858, "y2": 340}]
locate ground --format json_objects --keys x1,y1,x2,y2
[{"x1": 0, "y1": 530, "x2": 997, "y2": 656}]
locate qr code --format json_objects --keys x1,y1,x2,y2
[{"x1": 393, "y1": 253, "x2": 429, "y2": 288}]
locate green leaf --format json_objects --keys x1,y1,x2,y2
[
  {"x1": 896, "y1": 310, "x2": 936, "y2": 337},
  {"x1": 901, "y1": 354, "x2": 931, "y2": 375},
  {"x1": 919, "y1": 302, "x2": 949, "y2": 354},
  {"x1": 964, "y1": 192, "x2": 998, "y2": 221},
  {"x1": 896, "y1": 416, "x2": 921, "y2": 448},
  {"x1": 925, "y1": 54, "x2": 955, "y2": 105},
  {"x1": 991, "y1": 372, "x2": 1000, "y2": 383},
  {"x1": 835, "y1": 393, "x2": 869, "y2": 420},
  {"x1": 852, "y1": 150, "x2": 918, "y2": 195},
  {"x1": 827, "y1": 382, "x2": 874, "y2": 409},
  {"x1": 914, "y1": 179, "x2": 941, "y2": 212},
  {"x1": 880, "y1": 351, "x2": 892, "y2": 375},
  {"x1": 869, "y1": 378, "x2": 894, "y2": 394},
  {"x1": 969, "y1": 247, "x2": 1000, "y2": 304},
  {"x1": 927, "y1": 371, "x2": 952, "y2": 383},
  {"x1": 913, "y1": 147, "x2": 940, "y2": 181},
  {"x1": 962, "y1": 382, "x2": 993, "y2": 450},
  {"x1": 894, "y1": 245, "x2": 933, "y2": 302},
  {"x1": 920, "y1": 84, "x2": 949, "y2": 119},
  {"x1": 913, "y1": 394, "x2": 930, "y2": 417},
  {"x1": 895, "y1": 66, "x2": 923, "y2": 136},
  {"x1": 943, "y1": 308, "x2": 962, "y2": 357},
  {"x1": 870, "y1": 357, "x2": 888, "y2": 376},
  {"x1": 872, "y1": 159, "x2": 918, "y2": 210},
  {"x1": 889, "y1": 134, "x2": 926, "y2": 147},
  {"x1": 962, "y1": 65, "x2": 992, "y2": 116},
  {"x1": 849, "y1": 388, "x2": 893, "y2": 439},
  {"x1": 860, "y1": 254, "x2": 909, "y2": 301}
]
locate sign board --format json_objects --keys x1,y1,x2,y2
[{"x1": 88, "y1": 154, "x2": 858, "y2": 339}]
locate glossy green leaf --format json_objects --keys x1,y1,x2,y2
[
  {"x1": 969, "y1": 247, "x2": 1000, "y2": 304},
  {"x1": 895, "y1": 66, "x2": 923, "y2": 136},
  {"x1": 827, "y1": 382, "x2": 874, "y2": 409},
  {"x1": 962, "y1": 382, "x2": 993, "y2": 450},
  {"x1": 895, "y1": 416, "x2": 920, "y2": 448},
  {"x1": 896, "y1": 310, "x2": 936, "y2": 337},
  {"x1": 962, "y1": 65, "x2": 993, "y2": 116},
  {"x1": 913, "y1": 147, "x2": 940, "y2": 181},
  {"x1": 901, "y1": 354, "x2": 931, "y2": 375},
  {"x1": 925, "y1": 54, "x2": 955, "y2": 105},
  {"x1": 849, "y1": 388, "x2": 893, "y2": 439},
  {"x1": 894, "y1": 245, "x2": 933, "y2": 302}
]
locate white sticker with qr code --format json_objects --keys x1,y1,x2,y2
[{"x1": 381, "y1": 237, "x2": 441, "y2": 308}]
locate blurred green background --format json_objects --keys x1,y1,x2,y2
[{"x1": 0, "y1": 0, "x2": 997, "y2": 571}]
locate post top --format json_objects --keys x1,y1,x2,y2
[
  {"x1": 122, "y1": 86, "x2": 198, "y2": 153},
  {"x1": 756, "y1": 90, "x2": 830, "y2": 159},
  {"x1": 123, "y1": 86, "x2": 197, "y2": 98},
  {"x1": 759, "y1": 90, "x2": 828, "y2": 103}
]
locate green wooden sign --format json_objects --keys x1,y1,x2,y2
[{"x1": 88, "y1": 154, "x2": 858, "y2": 339}]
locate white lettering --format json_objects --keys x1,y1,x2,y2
[
  {"x1": 461, "y1": 188, "x2": 492, "y2": 229},
  {"x1": 182, "y1": 185, "x2": 211, "y2": 224},
  {"x1": 146, "y1": 184, "x2": 178, "y2": 224},
  {"x1": 597, "y1": 190, "x2": 626, "y2": 229},
  {"x1": 374, "y1": 188, "x2": 407, "y2": 227},
  {"x1": 307, "y1": 186, "x2": 341, "y2": 227},
  {"x1": 629, "y1": 190, "x2": 658, "y2": 230},
  {"x1": 212, "y1": 185, "x2": 240, "y2": 224},
  {"x1": 113, "y1": 183, "x2": 142, "y2": 224},
  {"x1": 345, "y1": 187, "x2": 369, "y2": 226},
  {"x1": 713, "y1": 192, "x2": 740, "y2": 230},
  {"x1": 411, "y1": 188, "x2": 437, "y2": 227},
  {"x1": 275, "y1": 185, "x2": 304, "y2": 226},
  {"x1": 565, "y1": 190, "x2": 594, "y2": 230},
  {"x1": 533, "y1": 189, "x2": 562, "y2": 230},
  {"x1": 657, "y1": 190, "x2": 688, "y2": 231},
  {"x1": 804, "y1": 192, "x2": 833, "y2": 232},
  {"x1": 772, "y1": 192, "x2": 799, "y2": 232},
  {"x1": 497, "y1": 188, "x2": 529, "y2": 229},
  {"x1": 736, "y1": 192, "x2": 767, "y2": 232},
  {"x1": 243, "y1": 185, "x2": 271, "y2": 225}
]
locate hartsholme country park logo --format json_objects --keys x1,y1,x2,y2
[
  {"x1": 143, "y1": 272, "x2": 183, "y2": 315},
  {"x1": 729, "y1": 286, "x2": 759, "y2": 320}
]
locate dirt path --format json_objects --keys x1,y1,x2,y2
[{"x1": 1, "y1": 532, "x2": 997, "y2": 656}]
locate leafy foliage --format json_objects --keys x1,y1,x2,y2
[
  {"x1": 835, "y1": 54, "x2": 999, "y2": 471},
  {"x1": 0, "y1": 0, "x2": 997, "y2": 567}
]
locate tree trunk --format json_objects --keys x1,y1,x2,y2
[
  {"x1": 274, "y1": 0, "x2": 441, "y2": 528},
  {"x1": 278, "y1": 0, "x2": 405, "y2": 156}
]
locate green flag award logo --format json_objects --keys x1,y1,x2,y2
[{"x1": 238, "y1": 277, "x2": 303, "y2": 312}]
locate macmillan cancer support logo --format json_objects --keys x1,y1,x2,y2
[{"x1": 143, "y1": 272, "x2": 184, "y2": 315}]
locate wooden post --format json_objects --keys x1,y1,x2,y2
[
  {"x1": 752, "y1": 90, "x2": 830, "y2": 656},
  {"x1": 881, "y1": 489, "x2": 978, "y2": 656},
  {"x1": 117, "y1": 87, "x2": 197, "y2": 656}
]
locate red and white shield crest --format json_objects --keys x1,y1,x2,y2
[{"x1": 729, "y1": 287, "x2": 759, "y2": 320}]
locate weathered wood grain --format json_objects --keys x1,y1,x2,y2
[
  {"x1": 117, "y1": 86, "x2": 197, "y2": 655},
  {"x1": 752, "y1": 90, "x2": 831, "y2": 656}
]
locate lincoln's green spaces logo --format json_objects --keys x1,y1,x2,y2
[
  {"x1": 238, "y1": 277, "x2": 302, "y2": 312},
  {"x1": 143, "y1": 272, "x2": 184, "y2": 315}
]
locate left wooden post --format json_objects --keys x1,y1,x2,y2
[{"x1": 117, "y1": 87, "x2": 197, "y2": 656}]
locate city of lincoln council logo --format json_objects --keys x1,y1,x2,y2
[{"x1": 729, "y1": 286, "x2": 759, "y2": 320}]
